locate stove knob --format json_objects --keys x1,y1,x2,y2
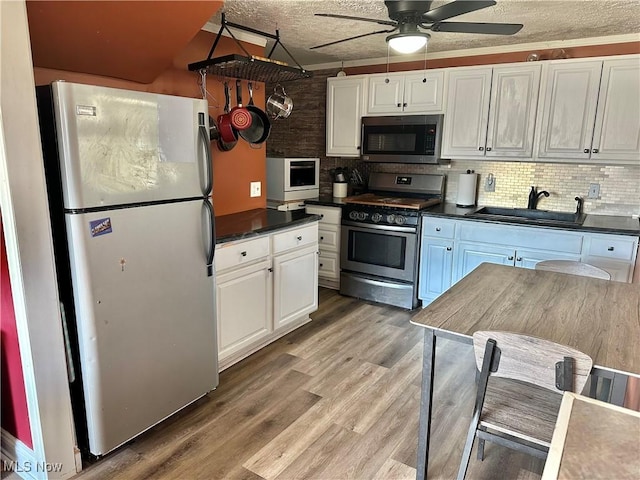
[
  {"x1": 349, "y1": 211, "x2": 359, "y2": 220},
  {"x1": 386, "y1": 214, "x2": 396, "y2": 224},
  {"x1": 357, "y1": 211, "x2": 368, "y2": 221},
  {"x1": 371, "y1": 213, "x2": 383, "y2": 223},
  {"x1": 395, "y1": 215, "x2": 406, "y2": 225}
]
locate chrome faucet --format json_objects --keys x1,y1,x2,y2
[{"x1": 527, "y1": 186, "x2": 550, "y2": 209}]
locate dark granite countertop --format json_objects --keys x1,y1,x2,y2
[
  {"x1": 422, "y1": 203, "x2": 640, "y2": 236},
  {"x1": 304, "y1": 196, "x2": 348, "y2": 208},
  {"x1": 216, "y1": 208, "x2": 321, "y2": 244}
]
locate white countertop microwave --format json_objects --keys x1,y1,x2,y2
[{"x1": 266, "y1": 157, "x2": 320, "y2": 201}]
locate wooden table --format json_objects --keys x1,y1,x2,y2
[
  {"x1": 542, "y1": 392, "x2": 640, "y2": 479},
  {"x1": 410, "y1": 263, "x2": 640, "y2": 480}
]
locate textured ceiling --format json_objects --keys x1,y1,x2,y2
[{"x1": 214, "y1": 0, "x2": 640, "y2": 67}]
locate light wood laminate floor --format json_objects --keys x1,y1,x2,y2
[{"x1": 71, "y1": 289, "x2": 544, "y2": 480}]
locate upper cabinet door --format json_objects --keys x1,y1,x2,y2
[
  {"x1": 485, "y1": 64, "x2": 541, "y2": 158},
  {"x1": 441, "y1": 67, "x2": 493, "y2": 158},
  {"x1": 366, "y1": 73, "x2": 404, "y2": 114},
  {"x1": 402, "y1": 70, "x2": 445, "y2": 113},
  {"x1": 537, "y1": 60, "x2": 603, "y2": 160},
  {"x1": 591, "y1": 58, "x2": 640, "y2": 163},
  {"x1": 326, "y1": 76, "x2": 366, "y2": 157}
]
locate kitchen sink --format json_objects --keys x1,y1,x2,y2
[{"x1": 467, "y1": 206, "x2": 586, "y2": 225}]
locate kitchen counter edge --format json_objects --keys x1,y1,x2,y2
[
  {"x1": 304, "y1": 196, "x2": 348, "y2": 208},
  {"x1": 422, "y1": 203, "x2": 640, "y2": 236},
  {"x1": 216, "y1": 209, "x2": 321, "y2": 245}
]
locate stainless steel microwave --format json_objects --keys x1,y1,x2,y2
[{"x1": 361, "y1": 114, "x2": 445, "y2": 164}]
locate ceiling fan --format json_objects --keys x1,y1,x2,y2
[{"x1": 311, "y1": 0, "x2": 523, "y2": 54}]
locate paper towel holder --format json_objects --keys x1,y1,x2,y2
[{"x1": 456, "y1": 170, "x2": 478, "y2": 208}]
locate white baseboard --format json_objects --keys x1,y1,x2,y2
[{"x1": 1, "y1": 429, "x2": 38, "y2": 480}]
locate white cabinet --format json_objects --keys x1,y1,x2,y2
[
  {"x1": 273, "y1": 245, "x2": 319, "y2": 329},
  {"x1": 582, "y1": 232, "x2": 639, "y2": 282},
  {"x1": 442, "y1": 64, "x2": 541, "y2": 159},
  {"x1": 305, "y1": 205, "x2": 341, "y2": 289},
  {"x1": 216, "y1": 259, "x2": 271, "y2": 363},
  {"x1": 418, "y1": 216, "x2": 639, "y2": 306},
  {"x1": 418, "y1": 218, "x2": 456, "y2": 304},
  {"x1": 215, "y1": 222, "x2": 319, "y2": 370},
  {"x1": 537, "y1": 57, "x2": 640, "y2": 164},
  {"x1": 326, "y1": 76, "x2": 367, "y2": 157},
  {"x1": 365, "y1": 70, "x2": 445, "y2": 115}
]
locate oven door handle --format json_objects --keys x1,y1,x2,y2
[{"x1": 342, "y1": 221, "x2": 417, "y2": 234}]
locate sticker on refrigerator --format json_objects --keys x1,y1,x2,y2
[
  {"x1": 76, "y1": 105, "x2": 97, "y2": 116},
  {"x1": 89, "y1": 218, "x2": 112, "y2": 237}
]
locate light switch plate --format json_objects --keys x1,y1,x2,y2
[
  {"x1": 588, "y1": 183, "x2": 600, "y2": 199},
  {"x1": 485, "y1": 175, "x2": 496, "y2": 192},
  {"x1": 250, "y1": 181, "x2": 261, "y2": 198}
]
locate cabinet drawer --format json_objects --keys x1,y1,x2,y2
[
  {"x1": 216, "y1": 236, "x2": 270, "y2": 273},
  {"x1": 585, "y1": 235, "x2": 638, "y2": 261},
  {"x1": 319, "y1": 225, "x2": 340, "y2": 251},
  {"x1": 318, "y1": 252, "x2": 339, "y2": 279},
  {"x1": 422, "y1": 218, "x2": 456, "y2": 238},
  {"x1": 305, "y1": 205, "x2": 341, "y2": 225},
  {"x1": 273, "y1": 223, "x2": 318, "y2": 254}
]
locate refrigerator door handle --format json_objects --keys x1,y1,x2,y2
[
  {"x1": 203, "y1": 198, "x2": 215, "y2": 277},
  {"x1": 198, "y1": 112, "x2": 213, "y2": 197}
]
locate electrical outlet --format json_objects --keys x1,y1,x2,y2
[
  {"x1": 250, "y1": 181, "x2": 261, "y2": 198},
  {"x1": 588, "y1": 183, "x2": 600, "y2": 199},
  {"x1": 484, "y1": 174, "x2": 496, "y2": 192}
]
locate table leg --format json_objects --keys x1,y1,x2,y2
[{"x1": 416, "y1": 329, "x2": 436, "y2": 480}]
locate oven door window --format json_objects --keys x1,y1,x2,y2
[
  {"x1": 347, "y1": 230, "x2": 406, "y2": 270},
  {"x1": 289, "y1": 161, "x2": 317, "y2": 187}
]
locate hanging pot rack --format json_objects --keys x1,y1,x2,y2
[{"x1": 188, "y1": 14, "x2": 312, "y2": 83}]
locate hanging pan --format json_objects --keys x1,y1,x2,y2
[
  {"x1": 239, "y1": 82, "x2": 271, "y2": 145},
  {"x1": 216, "y1": 82, "x2": 237, "y2": 151},
  {"x1": 229, "y1": 79, "x2": 253, "y2": 131},
  {"x1": 266, "y1": 84, "x2": 293, "y2": 120}
]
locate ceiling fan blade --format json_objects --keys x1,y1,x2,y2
[
  {"x1": 310, "y1": 29, "x2": 397, "y2": 50},
  {"x1": 430, "y1": 21, "x2": 523, "y2": 35},
  {"x1": 315, "y1": 13, "x2": 397, "y2": 26},
  {"x1": 423, "y1": 0, "x2": 496, "y2": 23}
]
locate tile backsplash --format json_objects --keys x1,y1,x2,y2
[{"x1": 323, "y1": 159, "x2": 640, "y2": 217}]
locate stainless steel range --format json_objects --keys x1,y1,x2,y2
[{"x1": 340, "y1": 172, "x2": 445, "y2": 309}]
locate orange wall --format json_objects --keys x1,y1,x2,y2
[{"x1": 30, "y1": 22, "x2": 266, "y2": 216}]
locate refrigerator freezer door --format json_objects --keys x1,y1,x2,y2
[
  {"x1": 65, "y1": 200, "x2": 218, "y2": 455},
  {"x1": 51, "y1": 82, "x2": 210, "y2": 210}
]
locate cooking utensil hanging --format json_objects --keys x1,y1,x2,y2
[
  {"x1": 229, "y1": 79, "x2": 253, "y2": 130},
  {"x1": 266, "y1": 85, "x2": 293, "y2": 120},
  {"x1": 239, "y1": 82, "x2": 271, "y2": 145},
  {"x1": 217, "y1": 82, "x2": 238, "y2": 151},
  {"x1": 208, "y1": 115, "x2": 220, "y2": 142}
]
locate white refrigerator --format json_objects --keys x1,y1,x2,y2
[{"x1": 36, "y1": 81, "x2": 218, "y2": 457}]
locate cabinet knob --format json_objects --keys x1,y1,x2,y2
[
  {"x1": 446, "y1": 247, "x2": 452, "y2": 251},
  {"x1": 516, "y1": 257, "x2": 522, "y2": 262},
  {"x1": 268, "y1": 267, "x2": 273, "y2": 272},
  {"x1": 486, "y1": 147, "x2": 492, "y2": 152},
  {"x1": 584, "y1": 148, "x2": 590, "y2": 153},
  {"x1": 403, "y1": 103, "x2": 407, "y2": 107},
  {"x1": 397, "y1": 103, "x2": 401, "y2": 107},
  {"x1": 297, "y1": 235, "x2": 303, "y2": 241},
  {"x1": 592, "y1": 148, "x2": 599, "y2": 154},
  {"x1": 435, "y1": 227, "x2": 441, "y2": 232},
  {"x1": 357, "y1": 146, "x2": 361, "y2": 150},
  {"x1": 241, "y1": 251, "x2": 247, "y2": 257},
  {"x1": 320, "y1": 236, "x2": 324, "y2": 240},
  {"x1": 508, "y1": 256, "x2": 514, "y2": 261},
  {"x1": 479, "y1": 146, "x2": 484, "y2": 151},
  {"x1": 608, "y1": 246, "x2": 614, "y2": 251},
  {"x1": 319, "y1": 263, "x2": 323, "y2": 267}
]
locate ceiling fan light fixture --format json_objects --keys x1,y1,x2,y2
[{"x1": 386, "y1": 32, "x2": 430, "y2": 54}]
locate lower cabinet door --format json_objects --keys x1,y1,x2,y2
[
  {"x1": 273, "y1": 244, "x2": 319, "y2": 330},
  {"x1": 216, "y1": 259, "x2": 272, "y2": 361},
  {"x1": 418, "y1": 238, "x2": 454, "y2": 304},
  {"x1": 455, "y1": 242, "x2": 514, "y2": 282}
]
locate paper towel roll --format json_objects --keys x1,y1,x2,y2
[
  {"x1": 457, "y1": 173, "x2": 478, "y2": 207},
  {"x1": 333, "y1": 182, "x2": 348, "y2": 198}
]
